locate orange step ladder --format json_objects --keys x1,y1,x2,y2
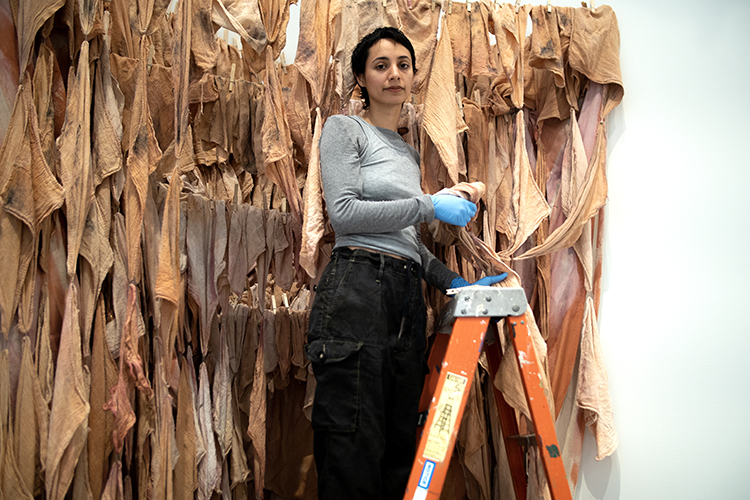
[{"x1": 403, "y1": 286, "x2": 572, "y2": 500}]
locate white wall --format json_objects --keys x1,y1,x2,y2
[
  {"x1": 285, "y1": 2, "x2": 750, "y2": 498},
  {"x1": 582, "y1": 1, "x2": 750, "y2": 498}
]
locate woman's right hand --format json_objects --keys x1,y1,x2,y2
[{"x1": 430, "y1": 194, "x2": 477, "y2": 227}]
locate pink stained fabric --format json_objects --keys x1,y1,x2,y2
[{"x1": 576, "y1": 297, "x2": 617, "y2": 460}]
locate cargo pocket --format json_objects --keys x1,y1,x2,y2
[{"x1": 306, "y1": 339, "x2": 364, "y2": 432}]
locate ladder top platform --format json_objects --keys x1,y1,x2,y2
[{"x1": 440, "y1": 286, "x2": 528, "y2": 332}]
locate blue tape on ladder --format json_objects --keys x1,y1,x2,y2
[{"x1": 413, "y1": 460, "x2": 436, "y2": 499}]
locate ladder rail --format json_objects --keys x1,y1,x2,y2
[
  {"x1": 507, "y1": 317, "x2": 572, "y2": 500},
  {"x1": 405, "y1": 316, "x2": 489, "y2": 499},
  {"x1": 485, "y1": 330, "x2": 528, "y2": 500},
  {"x1": 403, "y1": 287, "x2": 573, "y2": 500}
]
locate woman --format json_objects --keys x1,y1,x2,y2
[{"x1": 306, "y1": 27, "x2": 505, "y2": 499}]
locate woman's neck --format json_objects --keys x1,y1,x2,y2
[{"x1": 362, "y1": 104, "x2": 402, "y2": 132}]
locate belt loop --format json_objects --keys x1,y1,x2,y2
[
  {"x1": 334, "y1": 247, "x2": 343, "y2": 265},
  {"x1": 377, "y1": 253, "x2": 385, "y2": 283},
  {"x1": 347, "y1": 247, "x2": 360, "y2": 265}
]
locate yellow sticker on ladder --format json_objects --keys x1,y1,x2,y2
[{"x1": 422, "y1": 372, "x2": 468, "y2": 463}]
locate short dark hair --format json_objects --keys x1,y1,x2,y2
[{"x1": 351, "y1": 27, "x2": 417, "y2": 109}]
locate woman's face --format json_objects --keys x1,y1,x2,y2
[{"x1": 356, "y1": 38, "x2": 414, "y2": 109}]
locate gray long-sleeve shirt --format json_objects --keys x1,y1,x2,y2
[{"x1": 319, "y1": 114, "x2": 459, "y2": 293}]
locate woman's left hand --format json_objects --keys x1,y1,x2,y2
[{"x1": 450, "y1": 274, "x2": 508, "y2": 289}]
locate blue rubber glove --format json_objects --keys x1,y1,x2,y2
[
  {"x1": 450, "y1": 273, "x2": 508, "y2": 289},
  {"x1": 430, "y1": 194, "x2": 477, "y2": 227}
]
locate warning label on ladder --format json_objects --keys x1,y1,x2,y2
[{"x1": 422, "y1": 372, "x2": 467, "y2": 463}]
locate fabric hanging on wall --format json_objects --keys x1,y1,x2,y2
[
  {"x1": 421, "y1": 16, "x2": 467, "y2": 187},
  {"x1": 0, "y1": 2, "x2": 625, "y2": 498},
  {"x1": 87, "y1": 298, "x2": 117, "y2": 498},
  {"x1": 300, "y1": 107, "x2": 325, "y2": 278},
  {"x1": 45, "y1": 283, "x2": 90, "y2": 500}
]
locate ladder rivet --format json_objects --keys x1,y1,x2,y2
[
  {"x1": 461, "y1": 309, "x2": 467, "y2": 315},
  {"x1": 521, "y1": 321, "x2": 525, "y2": 325},
  {"x1": 482, "y1": 309, "x2": 488, "y2": 315},
  {"x1": 512, "y1": 305, "x2": 520, "y2": 312},
  {"x1": 485, "y1": 296, "x2": 491, "y2": 302},
  {"x1": 464, "y1": 296, "x2": 470, "y2": 301}
]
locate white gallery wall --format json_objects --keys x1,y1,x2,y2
[
  {"x1": 283, "y1": 1, "x2": 750, "y2": 498},
  {"x1": 578, "y1": 1, "x2": 750, "y2": 498}
]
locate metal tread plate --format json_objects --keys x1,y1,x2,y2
[{"x1": 438, "y1": 286, "x2": 528, "y2": 333}]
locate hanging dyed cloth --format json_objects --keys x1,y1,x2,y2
[
  {"x1": 300, "y1": 108, "x2": 325, "y2": 278},
  {"x1": 261, "y1": 47, "x2": 302, "y2": 219},
  {"x1": 14, "y1": 0, "x2": 64, "y2": 83},
  {"x1": 45, "y1": 283, "x2": 91, "y2": 500},
  {"x1": 240, "y1": 0, "x2": 294, "y2": 74},
  {"x1": 294, "y1": 0, "x2": 334, "y2": 107},
  {"x1": 421, "y1": 16, "x2": 467, "y2": 188},
  {"x1": 174, "y1": 357, "x2": 198, "y2": 498},
  {"x1": 0, "y1": 83, "x2": 64, "y2": 336},
  {"x1": 0, "y1": 348, "x2": 33, "y2": 499},
  {"x1": 123, "y1": 0, "x2": 163, "y2": 283},
  {"x1": 196, "y1": 363, "x2": 221, "y2": 500},
  {"x1": 397, "y1": 0, "x2": 441, "y2": 93},
  {"x1": 87, "y1": 298, "x2": 117, "y2": 498},
  {"x1": 154, "y1": 167, "x2": 183, "y2": 370}
]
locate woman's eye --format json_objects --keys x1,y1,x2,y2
[{"x1": 400, "y1": 63, "x2": 410, "y2": 70}]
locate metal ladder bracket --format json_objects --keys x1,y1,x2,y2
[{"x1": 440, "y1": 287, "x2": 527, "y2": 333}]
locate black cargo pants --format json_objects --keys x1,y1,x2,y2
[{"x1": 306, "y1": 247, "x2": 427, "y2": 500}]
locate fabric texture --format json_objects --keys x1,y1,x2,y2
[
  {"x1": 46, "y1": 282, "x2": 91, "y2": 500},
  {"x1": 576, "y1": 297, "x2": 617, "y2": 460},
  {"x1": 421, "y1": 16, "x2": 468, "y2": 186},
  {"x1": 300, "y1": 107, "x2": 325, "y2": 278}
]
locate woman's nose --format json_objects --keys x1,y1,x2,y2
[{"x1": 388, "y1": 64, "x2": 400, "y2": 79}]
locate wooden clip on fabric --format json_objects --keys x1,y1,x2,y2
[
  {"x1": 547, "y1": 0, "x2": 552, "y2": 13},
  {"x1": 515, "y1": 0, "x2": 521, "y2": 13},
  {"x1": 229, "y1": 63, "x2": 236, "y2": 92}
]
